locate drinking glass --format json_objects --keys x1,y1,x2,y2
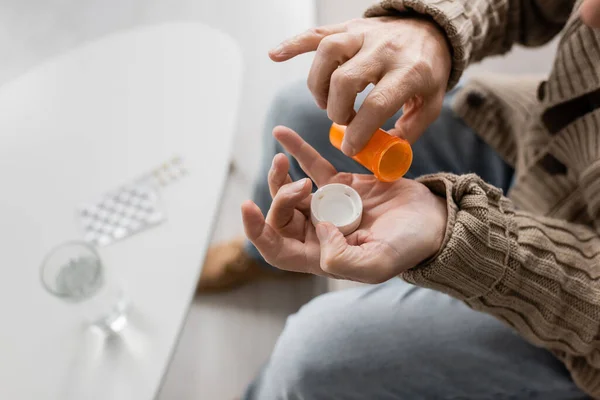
[{"x1": 40, "y1": 241, "x2": 129, "y2": 334}]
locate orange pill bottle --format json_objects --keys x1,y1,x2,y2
[{"x1": 329, "y1": 123, "x2": 413, "y2": 182}]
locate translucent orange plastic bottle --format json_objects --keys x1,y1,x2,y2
[{"x1": 329, "y1": 123, "x2": 413, "y2": 182}]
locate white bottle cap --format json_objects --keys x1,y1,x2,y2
[{"x1": 310, "y1": 183, "x2": 363, "y2": 236}]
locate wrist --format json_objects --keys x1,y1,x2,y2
[{"x1": 429, "y1": 193, "x2": 448, "y2": 260}]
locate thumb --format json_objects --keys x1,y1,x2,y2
[
  {"x1": 315, "y1": 223, "x2": 391, "y2": 283},
  {"x1": 315, "y1": 222, "x2": 349, "y2": 262},
  {"x1": 389, "y1": 93, "x2": 443, "y2": 144}
]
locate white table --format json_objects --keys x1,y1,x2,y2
[{"x1": 0, "y1": 23, "x2": 242, "y2": 400}]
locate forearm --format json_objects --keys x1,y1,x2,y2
[
  {"x1": 407, "y1": 173, "x2": 600, "y2": 366},
  {"x1": 365, "y1": 0, "x2": 574, "y2": 87}
]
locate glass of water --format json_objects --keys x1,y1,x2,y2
[{"x1": 40, "y1": 241, "x2": 129, "y2": 334}]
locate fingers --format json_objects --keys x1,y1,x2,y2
[
  {"x1": 241, "y1": 200, "x2": 308, "y2": 273},
  {"x1": 307, "y1": 32, "x2": 363, "y2": 110},
  {"x1": 389, "y1": 91, "x2": 444, "y2": 144},
  {"x1": 315, "y1": 223, "x2": 396, "y2": 284},
  {"x1": 268, "y1": 153, "x2": 292, "y2": 199},
  {"x1": 327, "y1": 51, "x2": 382, "y2": 126},
  {"x1": 266, "y1": 178, "x2": 312, "y2": 229},
  {"x1": 342, "y1": 70, "x2": 417, "y2": 155},
  {"x1": 273, "y1": 126, "x2": 337, "y2": 187},
  {"x1": 269, "y1": 23, "x2": 347, "y2": 62}
]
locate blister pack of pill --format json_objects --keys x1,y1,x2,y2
[
  {"x1": 77, "y1": 156, "x2": 187, "y2": 246},
  {"x1": 148, "y1": 156, "x2": 187, "y2": 188}
]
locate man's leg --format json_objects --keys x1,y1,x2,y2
[{"x1": 244, "y1": 279, "x2": 586, "y2": 399}]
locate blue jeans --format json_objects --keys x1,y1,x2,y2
[{"x1": 243, "y1": 82, "x2": 585, "y2": 399}]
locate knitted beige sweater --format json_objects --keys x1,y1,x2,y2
[{"x1": 366, "y1": 0, "x2": 600, "y2": 397}]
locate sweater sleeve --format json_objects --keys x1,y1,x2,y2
[
  {"x1": 365, "y1": 0, "x2": 574, "y2": 87},
  {"x1": 410, "y1": 172, "x2": 600, "y2": 396}
]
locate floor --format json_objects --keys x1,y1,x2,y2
[{"x1": 1, "y1": 1, "x2": 559, "y2": 399}]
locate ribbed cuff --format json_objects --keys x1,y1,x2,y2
[
  {"x1": 364, "y1": 0, "x2": 472, "y2": 89},
  {"x1": 580, "y1": 160, "x2": 600, "y2": 221},
  {"x1": 564, "y1": 355, "x2": 600, "y2": 399},
  {"x1": 405, "y1": 173, "x2": 515, "y2": 301}
]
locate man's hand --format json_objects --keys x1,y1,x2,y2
[
  {"x1": 269, "y1": 17, "x2": 452, "y2": 155},
  {"x1": 241, "y1": 126, "x2": 448, "y2": 284}
]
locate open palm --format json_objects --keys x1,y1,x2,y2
[{"x1": 242, "y1": 126, "x2": 447, "y2": 284}]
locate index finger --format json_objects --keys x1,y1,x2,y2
[
  {"x1": 342, "y1": 71, "x2": 416, "y2": 155},
  {"x1": 269, "y1": 23, "x2": 347, "y2": 62},
  {"x1": 273, "y1": 126, "x2": 337, "y2": 187}
]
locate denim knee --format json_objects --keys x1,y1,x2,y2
[
  {"x1": 244, "y1": 282, "x2": 585, "y2": 400},
  {"x1": 247, "y1": 293, "x2": 357, "y2": 399}
]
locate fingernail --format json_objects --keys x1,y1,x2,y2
[
  {"x1": 316, "y1": 223, "x2": 329, "y2": 241},
  {"x1": 341, "y1": 141, "x2": 356, "y2": 156},
  {"x1": 314, "y1": 98, "x2": 327, "y2": 110},
  {"x1": 271, "y1": 43, "x2": 284, "y2": 55},
  {"x1": 271, "y1": 156, "x2": 277, "y2": 170},
  {"x1": 290, "y1": 178, "x2": 307, "y2": 193}
]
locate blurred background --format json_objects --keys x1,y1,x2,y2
[{"x1": 0, "y1": 1, "x2": 557, "y2": 399}]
